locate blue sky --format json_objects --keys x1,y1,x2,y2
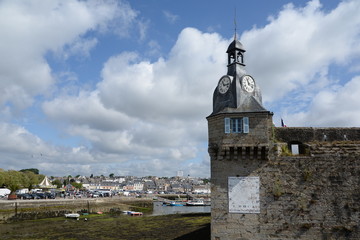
[{"x1": 0, "y1": 0, "x2": 359, "y2": 177}]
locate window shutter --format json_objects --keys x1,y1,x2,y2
[
  {"x1": 243, "y1": 117, "x2": 249, "y2": 133},
  {"x1": 224, "y1": 118, "x2": 230, "y2": 133}
]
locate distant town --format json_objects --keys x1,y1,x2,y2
[
  {"x1": 0, "y1": 168, "x2": 211, "y2": 199},
  {"x1": 51, "y1": 174, "x2": 211, "y2": 195}
]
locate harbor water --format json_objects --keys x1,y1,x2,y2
[{"x1": 151, "y1": 201, "x2": 211, "y2": 216}]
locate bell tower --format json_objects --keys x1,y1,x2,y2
[
  {"x1": 212, "y1": 36, "x2": 266, "y2": 115},
  {"x1": 207, "y1": 36, "x2": 273, "y2": 239}
]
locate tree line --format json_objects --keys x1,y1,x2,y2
[
  {"x1": 0, "y1": 169, "x2": 84, "y2": 195},
  {"x1": 0, "y1": 168, "x2": 44, "y2": 194}
]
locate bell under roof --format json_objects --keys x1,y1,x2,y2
[{"x1": 226, "y1": 38, "x2": 245, "y2": 53}]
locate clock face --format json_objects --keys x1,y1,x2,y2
[
  {"x1": 218, "y1": 76, "x2": 231, "y2": 94},
  {"x1": 242, "y1": 75, "x2": 255, "y2": 93}
]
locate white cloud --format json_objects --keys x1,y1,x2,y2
[
  {"x1": 242, "y1": 0, "x2": 360, "y2": 103},
  {"x1": 0, "y1": 123, "x2": 45, "y2": 156},
  {"x1": 163, "y1": 10, "x2": 179, "y2": 24},
  {"x1": 0, "y1": 0, "x2": 138, "y2": 113},
  {"x1": 61, "y1": 37, "x2": 98, "y2": 59},
  {"x1": 42, "y1": 27, "x2": 227, "y2": 176},
  {"x1": 98, "y1": 28, "x2": 226, "y2": 121},
  {"x1": 137, "y1": 19, "x2": 150, "y2": 42},
  {"x1": 0, "y1": 122, "x2": 96, "y2": 175},
  {"x1": 286, "y1": 76, "x2": 360, "y2": 127},
  {"x1": 43, "y1": 91, "x2": 133, "y2": 132},
  {"x1": 238, "y1": 0, "x2": 360, "y2": 127}
]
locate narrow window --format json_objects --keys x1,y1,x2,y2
[
  {"x1": 243, "y1": 117, "x2": 249, "y2": 133},
  {"x1": 232, "y1": 118, "x2": 236, "y2": 132},
  {"x1": 231, "y1": 118, "x2": 242, "y2": 133},
  {"x1": 224, "y1": 118, "x2": 230, "y2": 133},
  {"x1": 291, "y1": 144, "x2": 299, "y2": 155}
]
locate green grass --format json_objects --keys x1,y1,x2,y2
[{"x1": 0, "y1": 212, "x2": 210, "y2": 240}]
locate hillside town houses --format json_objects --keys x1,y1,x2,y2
[{"x1": 54, "y1": 175, "x2": 211, "y2": 195}]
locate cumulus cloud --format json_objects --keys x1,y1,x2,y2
[
  {"x1": 43, "y1": 91, "x2": 133, "y2": 132},
  {"x1": 0, "y1": 0, "x2": 138, "y2": 113},
  {"x1": 99, "y1": 28, "x2": 227, "y2": 120},
  {"x1": 0, "y1": 122, "x2": 95, "y2": 175},
  {"x1": 286, "y1": 76, "x2": 360, "y2": 127},
  {"x1": 243, "y1": 0, "x2": 360, "y2": 102},
  {"x1": 241, "y1": 0, "x2": 360, "y2": 127},
  {"x1": 42, "y1": 28, "x2": 227, "y2": 176}
]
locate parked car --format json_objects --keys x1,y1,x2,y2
[
  {"x1": 101, "y1": 192, "x2": 110, "y2": 197},
  {"x1": 75, "y1": 193, "x2": 82, "y2": 198},
  {"x1": 35, "y1": 192, "x2": 45, "y2": 199},
  {"x1": 31, "y1": 193, "x2": 41, "y2": 199},
  {"x1": 45, "y1": 192, "x2": 56, "y2": 199},
  {"x1": 18, "y1": 193, "x2": 34, "y2": 200},
  {"x1": 92, "y1": 193, "x2": 99, "y2": 198},
  {"x1": 17, "y1": 193, "x2": 24, "y2": 199}
]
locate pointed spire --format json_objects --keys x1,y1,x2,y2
[{"x1": 234, "y1": 7, "x2": 237, "y2": 40}]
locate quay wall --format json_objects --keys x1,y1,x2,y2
[{"x1": 0, "y1": 197, "x2": 152, "y2": 223}]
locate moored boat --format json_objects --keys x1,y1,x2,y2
[
  {"x1": 65, "y1": 213, "x2": 80, "y2": 218},
  {"x1": 169, "y1": 201, "x2": 184, "y2": 206},
  {"x1": 186, "y1": 199, "x2": 205, "y2": 206},
  {"x1": 123, "y1": 210, "x2": 143, "y2": 216},
  {"x1": 128, "y1": 211, "x2": 143, "y2": 216}
]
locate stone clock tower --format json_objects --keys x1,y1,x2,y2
[{"x1": 207, "y1": 36, "x2": 273, "y2": 240}]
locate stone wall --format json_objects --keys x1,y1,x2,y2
[
  {"x1": 209, "y1": 119, "x2": 360, "y2": 239},
  {"x1": 208, "y1": 111, "x2": 273, "y2": 161},
  {"x1": 275, "y1": 127, "x2": 360, "y2": 143}
]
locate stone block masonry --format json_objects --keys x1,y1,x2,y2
[{"x1": 208, "y1": 122, "x2": 360, "y2": 239}]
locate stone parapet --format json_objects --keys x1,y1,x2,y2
[{"x1": 275, "y1": 127, "x2": 360, "y2": 143}]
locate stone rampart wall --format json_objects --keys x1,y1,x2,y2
[
  {"x1": 275, "y1": 127, "x2": 360, "y2": 143},
  {"x1": 211, "y1": 135, "x2": 360, "y2": 239}
]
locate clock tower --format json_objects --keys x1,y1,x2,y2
[
  {"x1": 212, "y1": 36, "x2": 265, "y2": 114},
  {"x1": 207, "y1": 36, "x2": 273, "y2": 239}
]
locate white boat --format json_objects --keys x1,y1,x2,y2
[
  {"x1": 186, "y1": 199, "x2": 205, "y2": 206},
  {"x1": 65, "y1": 213, "x2": 80, "y2": 218},
  {"x1": 122, "y1": 210, "x2": 143, "y2": 216}
]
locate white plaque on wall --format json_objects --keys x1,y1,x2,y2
[{"x1": 228, "y1": 176, "x2": 260, "y2": 213}]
